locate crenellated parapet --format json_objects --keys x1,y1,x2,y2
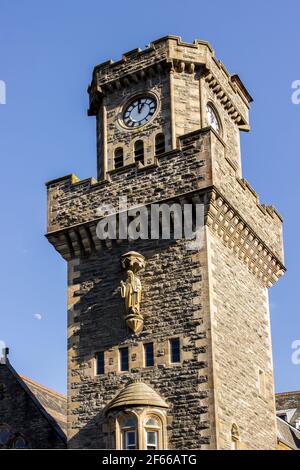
[
  {"x1": 87, "y1": 36, "x2": 252, "y2": 179},
  {"x1": 46, "y1": 128, "x2": 284, "y2": 288},
  {"x1": 47, "y1": 35, "x2": 285, "y2": 450}
]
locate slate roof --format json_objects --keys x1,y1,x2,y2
[
  {"x1": 21, "y1": 375, "x2": 67, "y2": 436},
  {"x1": 276, "y1": 391, "x2": 300, "y2": 429},
  {"x1": 3, "y1": 361, "x2": 67, "y2": 443},
  {"x1": 277, "y1": 416, "x2": 300, "y2": 450}
]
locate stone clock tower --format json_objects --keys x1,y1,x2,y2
[{"x1": 46, "y1": 36, "x2": 285, "y2": 450}]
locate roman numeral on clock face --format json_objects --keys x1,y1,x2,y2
[{"x1": 123, "y1": 95, "x2": 157, "y2": 128}]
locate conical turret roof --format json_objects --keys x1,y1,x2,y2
[{"x1": 106, "y1": 381, "x2": 169, "y2": 413}]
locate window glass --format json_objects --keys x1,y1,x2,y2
[
  {"x1": 96, "y1": 351, "x2": 104, "y2": 375},
  {"x1": 144, "y1": 343, "x2": 154, "y2": 367},
  {"x1": 121, "y1": 415, "x2": 137, "y2": 450},
  {"x1": 134, "y1": 140, "x2": 144, "y2": 164},
  {"x1": 122, "y1": 416, "x2": 136, "y2": 428},
  {"x1": 146, "y1": 430, "x2": 158, "y2": 450},
  {"x1": 120, "y1": 347, "x2": 129, "y2": 372},
  {"x1": 13, "y1": 436, "x2": 27, "y2": 449},
  {"x1": 0, "y1": 425, "x2": 11, "y2": 446},
  {"x1": 114, "y1": 148, "x2": 124, "y2": 169},
  {"x1": 155, "y1": 133, "x2": 165, "y2": 155},
  {"x1": 170, "y1": 338, "x2": 180, "y2": 363},
  {"x1": 124, "y1": 430, "x2": 136, "y2": 450},
  {"x1": 145, "y1": 417, "x2": 159, "y2": 427}
]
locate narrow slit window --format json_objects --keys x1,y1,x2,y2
[
  {"x1": 144, "y1": 343, "x2": 154, "y2": 367},
  {"x1": 170, "y1": 338, "x2": 180, "y2": 364},
  {"x1": 120, "y1": 347, "x2": 129, "y2": 372},
  {"x1": 96, "y1": 351, "x2": 104, "y2": 375},
  {"x1": 155, "y1": 133, "x2": 165, "y2": 155},
  {"x1": 114, "y1": 147, "x2": 124, "y2": 169},
  {"x1": 134, "y1": 140, "x2": 144, "y2": 165},
  {"x1": 258, "y1": 369, "x2": 265, "y2": 397},
  {"x1": 231, "y1": 423, "x2": 240, "y2": 450}
]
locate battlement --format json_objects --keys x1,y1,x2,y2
[
  {"x1": 47, "y1": 37, "x2": 285, "y2": 450},
  {"x1": 88, "y1": 35, "x2": 251, "y2": 129},
  {"x1": 46, "y1": 128, "x2": 284, "y2": 286},
  {"x1": 91, "y1": 35, "x2": 215, "y2": 73}
]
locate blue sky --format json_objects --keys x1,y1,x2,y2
[{"x1": 0, "y1": 0, "x2": 299, "y2": 394}]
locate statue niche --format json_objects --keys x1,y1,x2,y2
[{"x1": 120, "y1": 252, "x2": 146, "y2": 333}]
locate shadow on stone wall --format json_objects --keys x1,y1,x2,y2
[{"x1": 66, "y1": 237, "x2": 209, "y2": 449}]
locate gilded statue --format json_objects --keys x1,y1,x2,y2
[
  {"x1": 120, "y1": 252, "x2": 146, "y2": 333},
  {"x1": 120, "y1": 270, "x2": 142, "y2": 316}
]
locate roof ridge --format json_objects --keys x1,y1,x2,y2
[{"x1": 20, "y1": 375, "x2": 67, "y2": 400}]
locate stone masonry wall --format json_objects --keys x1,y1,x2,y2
[
  {"x1": 208, "y1": 230, "x2": 278, "y2": 449},
  {"x1": 47, "y1": 129, "x2": 283, "y2": 263},
  {"x1": 0, "y1": 365, "x2": 66, "y2": 449},
  {"x1": 210, "y1": 132, "x2": 284, "y2": 262},
  {"x1": 172, "y1": 70, "x2": 201, "y2": 136},
  {"x1": 67, "y1": 238, "x2": 215, "y2": 449},
  {"x1": 47, "y1": 124, "x2": 284, "y2": 449},
  {"x1": 90, "y1": 36, "x2": 251, "y2": 180},
  {"x1": 47, "y1": 130, "x2": 212, "y2": 233},
  {"x1": 100, "y1": 71, "x2": 172, "y2": 173}
]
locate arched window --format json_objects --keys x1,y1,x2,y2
[
  {"x1": 144, "y1": 416, "x2": 160, "y2": 450},
  {"x1": 114, "y1": 147, "x2": 124, "y2": 169},
  {"x1": 121, "y1": 415, "x2": 137, "y2": 450},
  {"x1": 107, "y1": 382, "x2": 169, "y2": 450},
  {"x1": 134, "y1": 140, "x2": 144, "y2": 165},
  {"x1": 258, "y1": 369, "x2": 265, "y2": 397},
  {"x1": 12, "y1": 435, "x2": 27, "y2": 449},
  {"x1": 0, "y1": 424, "x2": 12, "y2": 448},
  {"x1": 155, "y1": 133, "x2": 165, "y2": 155},
  {"x1": 231, "y1": 423, "x2": 240, "y2": 450}
]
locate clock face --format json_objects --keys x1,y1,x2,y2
[
  {"x1": 206, "y1": 104, "x2": 221, "y2": 134},
  {"x1": 123, "y1": 96, "x2": 157, "y2": 128}
]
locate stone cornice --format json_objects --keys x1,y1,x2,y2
[
  {"x1": 46, "y1": 186, "x2": 285, "y2": 288},
  {"x1": 88, "y1": 59, "x2": 249, "y2": 124},
  {"x1": 204, "y1": 71, "x2": 249, "y2": 128},
  {"x1": 88, "y1": 59, "x2": 171, "y2": 116},
  {"x1": 231, "y1": 74, "x2": 254, "y2": 104},
  {"x1": 206, "y1": 189, "x2": 286, "y2": 288},
  {"x1": 87, "y1": 35, "x2": 252, "y2": 120},
  {"x1": 90, "y1": 35, "x2": 213, "y2": 77}
]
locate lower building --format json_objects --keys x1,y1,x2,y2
[
  {"x1": 276, "y1": 391, "x2": 300, "y2": 450},
  {"x1": 0, "y1": 354, "x2": 66, "y2": 449},
  {"x1": 0, "y1": 352, "x2": 299, "y2": 449}
]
